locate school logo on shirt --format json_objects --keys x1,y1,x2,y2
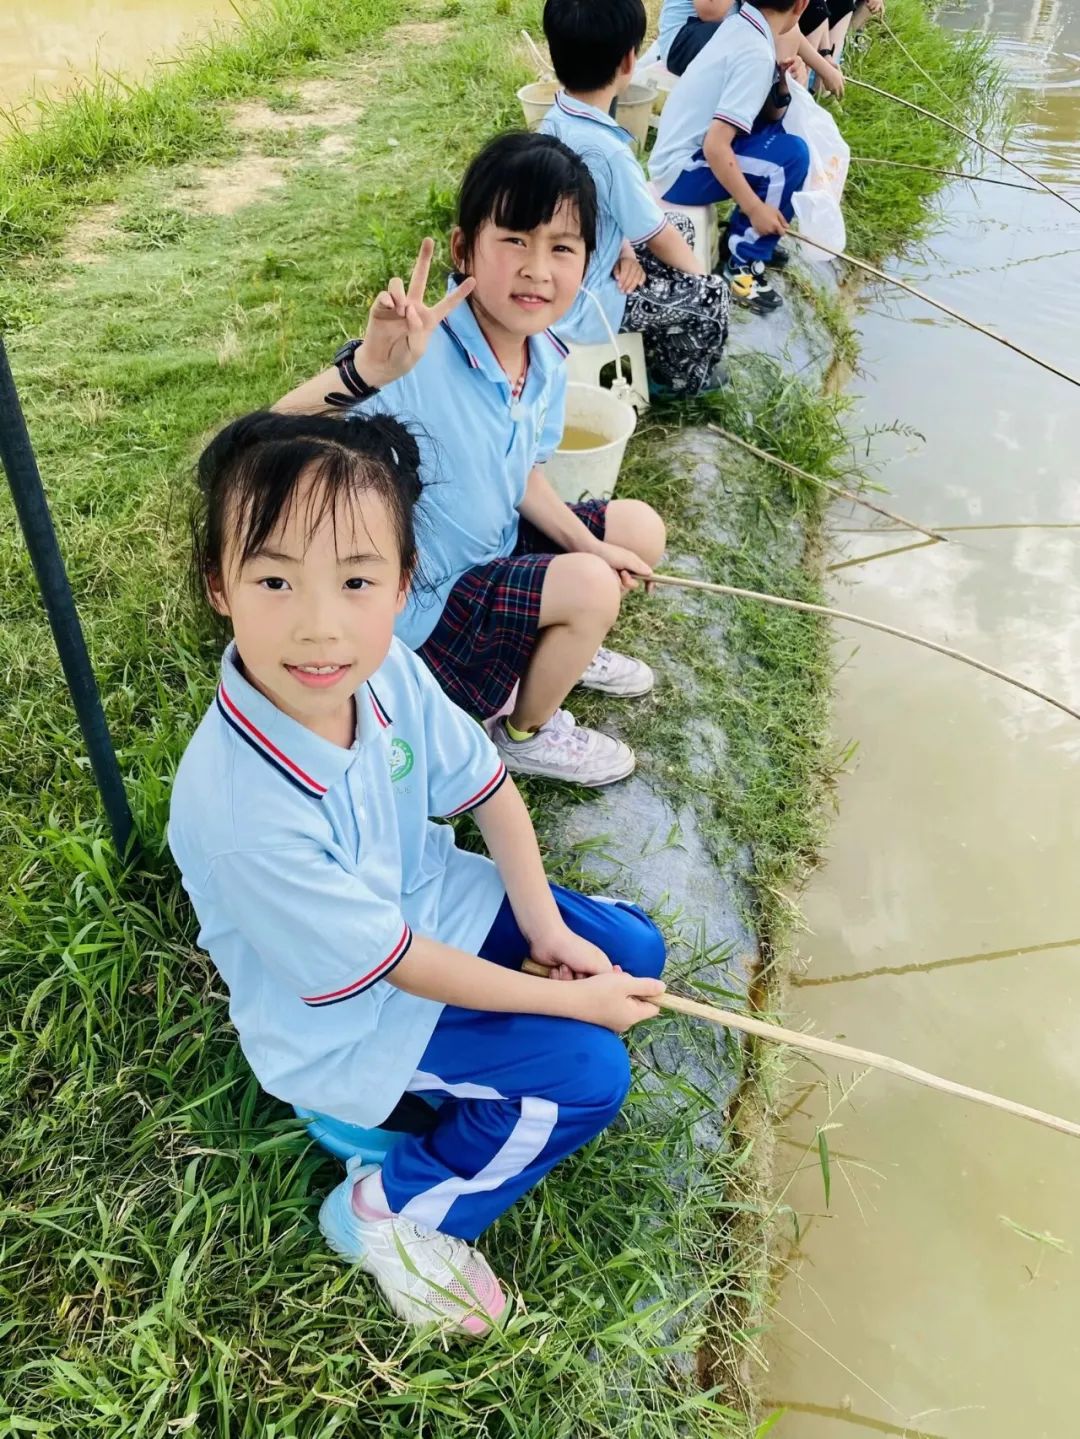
[{"x1": 389, "y1": 738, "x2": 414, "y2": 783}]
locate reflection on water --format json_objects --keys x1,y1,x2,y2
[
  {"x1": 764, "y1": 0, "x2": 1080, "y2": 1434},
  {"x1": 0, "y1": 0, "x2": 237, "y2": 116}
]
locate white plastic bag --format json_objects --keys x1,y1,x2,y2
[{"x1": 783, "y1": 80, "x2": 849, "y2": 262}]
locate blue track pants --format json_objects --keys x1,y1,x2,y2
[
  {"x1": 379, "y1": 883, "x2": 666, "y2": 1240},
  {"x1": 661, "y1": 123, "x2": 810, "y2": 264}
]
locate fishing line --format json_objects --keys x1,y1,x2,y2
[
  {"x1": 844, "y1": 74, "x2": 1080, "y2": 218},
  {"x1": 878, "y1": 13, "x2": 971, "y2": 120},
  {"x1": 793, "y1": 232, "x2": 1080, "y2": 389},
  {"x1": 705, "y1": 424, "x2": 946, "y2": 542},
  {"x1": 836, "y1": 522, "x2": 1080, "y2": 533},
  {"x1": 849, "y1": 155, "x2": 1042, "y2": 191},
  {"x1": 648, "y1": 570, "x2": 1080, "y2": 722}
]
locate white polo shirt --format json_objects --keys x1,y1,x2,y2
[
  {"x1": 355, "y1": 291, "x2": 569, "y2": 651},
  {"x1": 539, "y1": 92, "x2": 667, "y2": 344},
  {"x1": 649, "y1": 2, "x2": 777, "y2": 195},
  {"x1": 168, "y1": 639, "x2": 509, "y2": 1128}
]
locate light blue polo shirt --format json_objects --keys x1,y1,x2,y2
[
  {"x1": 649, "y1": 2, "x2": 776, "y2": 195},
  {"x1": 539, "y1": 93, "x2": 667, "y2": 345},
  {"x1": 353, "y1": 293, "x2": 569, "y2": 650},
  {"x1": 168, "y1": 638, "x2": 509, "y2": 1129},
  {"x1": 657, "y1": 0, "x2": 697, "y2": 61}
]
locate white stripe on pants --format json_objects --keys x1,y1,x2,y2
[
  {"x1": 729, "y1": 153, "x2": 786, "y2": 258},
  {"x1": 398, "y1": 1069, "x2": 559, "y2": 1231}
]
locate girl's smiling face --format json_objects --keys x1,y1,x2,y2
[
  {"x1": 210, "y1": 471, "x2": 407, "y2": 746},
  {"x1": 453, "y1": 199, "x2": 588, "y2": 340}
]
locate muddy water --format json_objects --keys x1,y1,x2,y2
[
  {"x1": 762, "y1": 3, "x2": 1080, "y2": 1435},
  {"x1": 0, "y1": 0, "x2": 236, "y2": 115}
]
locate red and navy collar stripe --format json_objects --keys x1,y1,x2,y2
[
  {"x1": 367, "y1": 681, "x2": 392, "y2": 729},
  {"x1": 444, "y1": 762, "x2": 508, "y2": 818},
  {"x1": 738, "y1": 3, "x2": 769, "y2": 38},
  {"x1": 545, "y1": 328, "x2": 569, "y2": 359},
  {"x1": 441, "y1": 315, "x2": 481, "y2": 370},
  {"x1": 554, "y1": 91, "x2": 618, "y2": 127},
  {"x1": 217, "y1": 683, "x2": 327, "y2": 799},
  {"x1": 443, "y1": 313, "x2": 568, "y2": 371},
  {"x1": 302, "y1": 923, "x2": 413, "y2": 1006}
]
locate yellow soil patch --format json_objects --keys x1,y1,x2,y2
[
  {"x1": 56, "y1": 9, "x2": 446, "y2": 265},
  {"x1": 62, "y1": 203, "x2": 124, "y2": 265},
  {"x1": 394, "y1": 20, "x2": 451, "y2": 45},
  {"x1": 184, "y1": 154, "x2": 290, "y2": 217}
]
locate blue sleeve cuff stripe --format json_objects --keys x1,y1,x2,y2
[{"x1": 302, "y1": 924, "x2": 413, "y2": 1006}]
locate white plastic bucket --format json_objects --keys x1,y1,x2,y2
[
  {"x1": 518, "y1": 80, "x2": 558, "y2": 128},
  {"x1": 546, "y1": 382, "x2": 637, "y2": 502},
  {"x1": 616, "y1": 82, "x2": 659, "y2": 149},
  {"x1": 635, "y1": 61, "x2": 677, "y2": 115}
]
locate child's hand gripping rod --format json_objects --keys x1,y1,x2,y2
[{"x1": 521, "y1": 960, "x2": 1080, "y2": 1139}]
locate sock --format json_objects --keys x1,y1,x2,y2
[
  {"x1": 503, "y1": 718, "x2": 535, "y2": 743},
  {"x1": 352, "y1": 1168, "x2": 393, "y2": 1221}
]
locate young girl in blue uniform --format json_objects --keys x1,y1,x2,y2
[
  {"x1": 168, "y1": 408, "x2": 667, "y2": 1336},
  {"x1": 275, "y1": 133, "x2": 668, "y2": 790}
]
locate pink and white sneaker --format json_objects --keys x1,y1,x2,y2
[
  {"x1": 319, "y1": 1162, "x2": 507, "y2": 1337},
  {"x1": 578, "y1": 646, "x2": 655, "y2": 698}
]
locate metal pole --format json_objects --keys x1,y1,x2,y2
[{"x1": 0, "y1": 337, "x2": 136, "y2": 856}]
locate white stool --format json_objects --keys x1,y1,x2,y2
[
  {"x1": 565, "y1": 332, "x2": 650, "y2": 412},
  {"x1": 647, "y1": 181, "x2": 721, "y2": 271}
]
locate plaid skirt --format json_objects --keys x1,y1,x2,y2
[{"x1": 418, "y1": 499, "x2": 608, "y2": 719}]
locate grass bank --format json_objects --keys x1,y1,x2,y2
[{"x1": 0, "y1": 0, "x2": 996, "y2": 1433}]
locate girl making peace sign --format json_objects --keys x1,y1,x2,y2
[{"x1": 276, "y1": 132, "x2": 667, "y2": 788}]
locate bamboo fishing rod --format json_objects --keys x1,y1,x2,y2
[
  {"x1": 704, "y1": 424, "x2": 946, "y2": 543},
  {"x1": 844, "y1": 74, "x2": 1080, "y2": 219},
  {"x1": 520, "y1": 961, "x2": 1080, "y2": 1139},
  {"x1": 793, "y1": 232, "x2": 1080, "y2": 390},
  {"x1": 850, "y1": 155, "x2": 1041, "y2": 193},
  {"x1": 648, "y1": 570, "x2": 1080, "y2": 723}
]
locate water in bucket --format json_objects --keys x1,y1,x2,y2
[
  {"x1": 558, "y1": 426, "x2": 610, "y2": 452},
  {"x1": 546, "y1": 382, "x2": 636, "y2": 502}
]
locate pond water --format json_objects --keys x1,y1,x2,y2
[
  {"x1": 762, "y1": 1, "x2": 1080, "y2": 1435},
  {"x1": 0, "y1": 0, "x2": 236, "y2": 117}
]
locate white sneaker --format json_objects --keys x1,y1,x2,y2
[
  {"x1": 319, "y1": 1163, "x2": 507, "y2": 1337},
  {"x1": 578, "y1": 646, "x2": 655, "y2": 698},
  {"x1": 492, "y1": 708, "x2": 635, "y2": 786}
]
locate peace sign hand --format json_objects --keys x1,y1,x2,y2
[{"x1": 352, "y1": 238, "x2": 476, "y2": 392}]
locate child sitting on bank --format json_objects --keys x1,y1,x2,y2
[
  {"x1": 656, "y1": 0, "x2": 844, "y2": 94},
  {"x1": 539, "y1": 0, "x2": 731, "y2": 397},
  {"x1": 168, "y1": 408, "x2": 667, "y2": 1336},
  {"x1": 276, "y1": 135, "x2": 667, "y2": 789},
  {"x1": 649, "y1": 0, "x2": 811, "y2": 313},
  {"x1": 658, "y1": 0, "x2": 733, "y2": 75}
]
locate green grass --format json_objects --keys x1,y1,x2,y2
[
  {"x1": 0, "y1": 0, "x2": 998, "y2": 1432},
  {"x1": 830, "y1": 0, "x2": 1003, "y2": 257},
  {"x1": 0, "y1": 0, "x2": 401, "y2": 261}
]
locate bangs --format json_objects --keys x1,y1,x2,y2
[
  {"x1": 191, "y1": 409, "x2": 425, "y2": 632},
  {"x1": 488, "y1": 173, "x2": 584, "y2": 242},
  {"x1": 227, "y1": 442, "x2": 377, "y2": 570},
  {"x1": 458, "y1": 131, "x2": 598, "y2": 258}
]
